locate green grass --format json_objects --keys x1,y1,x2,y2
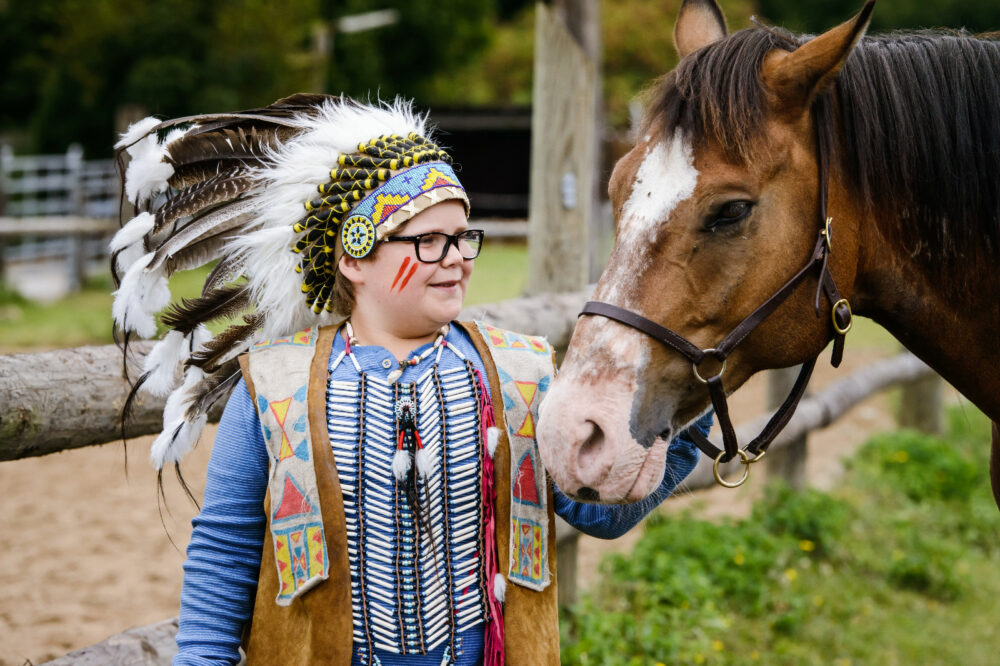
[
  {"x1": 0, "y1": 242, "x2": 530, "y2": 350},
  {"x1": 560, "y1": 407, "x2": 1000, "y2": 665}
]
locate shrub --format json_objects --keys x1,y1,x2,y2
[
  {"x1": 753, "y1": 483, "x2": 849, "y2": 557},
  {"x1": 854, "y1": 430, "x2": 981, "y2": 503}
]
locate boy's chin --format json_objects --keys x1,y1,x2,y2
[{"x1": 427, "y1": 302, "x2": 463, "y2": 326}]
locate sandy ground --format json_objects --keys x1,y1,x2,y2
[{"x1": 0, "y1": 346, "x2": 930, "y2": 665}]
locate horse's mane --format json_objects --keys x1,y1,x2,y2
[{"x1": 651, "y1": 25, "x2": 1000, "y2": 274}]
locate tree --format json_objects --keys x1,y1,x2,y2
[
  {"x1": 757, "y1": 0, "x2": 1000, "y2": 34},
  {"x1": 1, "y1": 0, "x2": 506, "y2": 156}
]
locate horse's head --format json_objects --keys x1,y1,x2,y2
[{"x1": 538, "y1": 0, "x2": 874, "y2": 502}]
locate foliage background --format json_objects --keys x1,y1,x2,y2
[{"x1": 3, "y1": 0, "x2": 998, "y2": 156}]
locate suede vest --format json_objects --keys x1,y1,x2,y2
[{"x1": 237, "y1": 322, "x2": 560, "y2": 665}]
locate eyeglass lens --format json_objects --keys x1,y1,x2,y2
[{"x1": 416, "y1": 231, "x2": 482, "y2": 262}]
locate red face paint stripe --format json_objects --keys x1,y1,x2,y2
[
  {"x1": 391, "y1": 256, "x2": 411, "y2": 290},
  {"x1": 398, "y1": 263, "x2": 419, "y2": 292}
]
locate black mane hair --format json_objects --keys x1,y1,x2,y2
[{"x1": 651, "y1": 25, "x2": 1000, "y2": 276}]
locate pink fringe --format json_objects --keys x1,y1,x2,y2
[{"x1": 476, "y1": 369, "x2": 504, "y2": 666}]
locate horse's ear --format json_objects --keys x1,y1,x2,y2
[
  {"x1": 763, "y1": 1, "x2": 875, "y2": 113},
  {"x1": 674, "y1": 0, "x2": 728, "y2": 59}
]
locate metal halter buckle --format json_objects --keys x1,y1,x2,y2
[
  {"x1": 821, "y1": 216, "x2": 833, "y2": 251},
  {"x1": 713, "y1": 449, "x2": 751, "y2": 488},
  {"x1": 692, "y1": 348, "x2": 727, "y2": 384},
  {"x1": 831, "y1": 298, "x2": 853, "y2": 335}
]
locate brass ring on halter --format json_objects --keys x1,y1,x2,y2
[
  {"x1": 747, "y1": 448, "x2": 768, "y2": 464},
  {"x1": 692, "y1": 349, "x2": 727, "y2": 384},
  {"x1": 831, "y1": 298, "x2": 853, "y2": 335},
  {"x1": 823, "y1": 217, "x2": 833, "y2": 251},
  {"x1": 713, "y1": 449, "x2": 751, "y2": 488}
]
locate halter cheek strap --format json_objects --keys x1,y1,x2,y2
[
  {"x1": 579, "y1": 123, "x2": 853, "y2": 487},
  {"x1": 579, "y1": 224, "x2": 843, "y2": 465}
]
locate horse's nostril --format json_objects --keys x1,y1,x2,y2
[
  {"x1": 576, "y1": 486, "x2": 601, "y2": 502},
  {"x1": 579, "y1": 420, "x2": 604, "y2": 461},
  {"x1": 574, "y1": 420, "x2": 613, "y2": 487}
]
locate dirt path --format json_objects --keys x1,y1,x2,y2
[{"x1": 0, "y1": 346, "x2": 938, "y2": 664}]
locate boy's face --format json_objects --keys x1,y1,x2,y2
[{"x1": 345, "y1": 200, "x2": 473, "y2": 336}]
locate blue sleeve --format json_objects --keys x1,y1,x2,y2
[
  {"x1": 552, "y1": 412, "x2": 712, "y2": 540},
  {"x1": 174, "y1": 379, "x2": 269, "y2": 666}
]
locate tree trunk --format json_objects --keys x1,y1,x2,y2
[{"x1": 526, "y1": 2, "x2": 598, "y2": 294}]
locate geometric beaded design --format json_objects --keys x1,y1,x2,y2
[
  {"x1": 326, "y1": 352, "x2": 485, "y2": 659},
  {"x1": 475, "y1": 321, "x2": 554, "y2": 591}
]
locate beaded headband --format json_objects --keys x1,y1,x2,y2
[{"x1": 293, "y1": 133, "x2": 469, "y2": 313}]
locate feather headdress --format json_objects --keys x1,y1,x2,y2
[{"x1": 113, "y1": 94, "x2": 469, "y2": 469}]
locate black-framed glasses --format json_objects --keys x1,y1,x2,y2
[{"x1": 383, "y1": 229, "x2": 485, "y2": 263}]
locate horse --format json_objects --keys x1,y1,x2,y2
[{"x1": 536, "y1": 0, "x2": 1000, "y2": 506}]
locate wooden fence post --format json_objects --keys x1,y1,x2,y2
[
  {"x1": 525, "y1": 1, "x2": 598, "y2": 294},
  {"x1": 552, "y1": 0, "x2": 607, "y2": 283},
  {"x1": 0, "y1": 145, "x2": 9, "y2": 281},
  {"x1": 555, "y1": 518, "x2": 579, "y2": 608},
  {"x1": 766, "y1": 365, "x2": 808, "y2": 488},
  {"x1": 897, "y1": 373, "x2": 943, "y2": 435},
  {"x1": 66, "y1": 143, "x2": 86, "y2": 291}
]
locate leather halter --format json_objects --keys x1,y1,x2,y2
[{"x1": 580, "y1": 125, "x2": 853, "y2": 486}]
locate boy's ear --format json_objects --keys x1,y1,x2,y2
[{"x1": 338, "y1": 254, "x2": 364, "y2": 285}]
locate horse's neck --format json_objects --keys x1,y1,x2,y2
[{"x1": 854, "y1": 231, "x2": 1000, "y2": 422}]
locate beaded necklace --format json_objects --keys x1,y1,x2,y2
[{"x1": 341, "y1": 321, "x2": 450, "y2": 481}]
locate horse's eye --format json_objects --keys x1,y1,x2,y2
[{"x1": 706, "y1": 200, "x2": 753, "y2": 230}]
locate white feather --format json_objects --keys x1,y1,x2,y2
[
  {"x1": 141, "y1": 330, "x2": 186, "y2": 396},
  {"x1": 487, "y1": 426, "x2": 501, "y2": 458},
  {"x1": 114, "y1": 242, "x2": 146, "y2": 279},
  {"x1": 150, "y1": 413, "x2": 208, "y2": 469},
  {"x1": 415, "y1": 448, "x2": 434, "y2": 480},
  {"x1": 493, "y1": 573, "x2": 507, "y2": 603},
  {"x1": 112, "y1": 252, "x2": 170, "y2": 338},
  {"x1": 163, "y1": 126, "x2": 193, "y2": 147},
  {"x1": 191, "y1": 324, "x2": 212, "y2": 350},
  {"x1": 125, "y1": 133, "x2": 175, "y2": 206},
  {"x1": 110, "y1": 212, "x2": 155, "y2": 251},
  {"x1": 150, "y1": 366, "x2": 207, "y2": 468},
  {"x1": 115, "y1": 116, "x2": 161, "y2": 152},
  {"x1": 392, "y1": 449, "x2": 412, "y2": 481}
]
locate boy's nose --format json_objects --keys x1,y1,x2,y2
[{"x1": 440, "y1": 240, "x2": 465, "y2": 266}]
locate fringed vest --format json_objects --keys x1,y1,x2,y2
[{"x1": 237, "y1": 322, "x2": 561, "y2": 665}]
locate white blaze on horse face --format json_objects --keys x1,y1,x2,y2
[
  {"x1": 535, "y1": 130, "x2": 701, "y2": 501},
  {"x1": 603, "y1": 130, "x2": 699, "y2": 307},
  {"x1": 620, "y1": 130, "x2": 698, "y2": 251},
  {"x1": 582, "y1": 129, "x2": 700, "y2": 374}
]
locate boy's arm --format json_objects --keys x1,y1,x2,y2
[
  {"x1": 551, "y1": 412, "x2": 712, "y2": 540},
  {"x1": 174, "y1": 379, "x2": 269, "y2": 665}
]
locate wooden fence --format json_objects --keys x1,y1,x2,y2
[
  {"x1": 0, "y1": 289, "x2": 941, "y2": 664},
  {"x1": 0, "y1": 145, "x2": 119, "y2": 292}
]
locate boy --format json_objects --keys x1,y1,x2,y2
[{"x1": 112, "y1": 95, "x2": 710, "y2": 665}]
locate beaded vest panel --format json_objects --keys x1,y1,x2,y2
[{"x1": 327, "y1": 359, "x2": 487, "y2": 660}]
